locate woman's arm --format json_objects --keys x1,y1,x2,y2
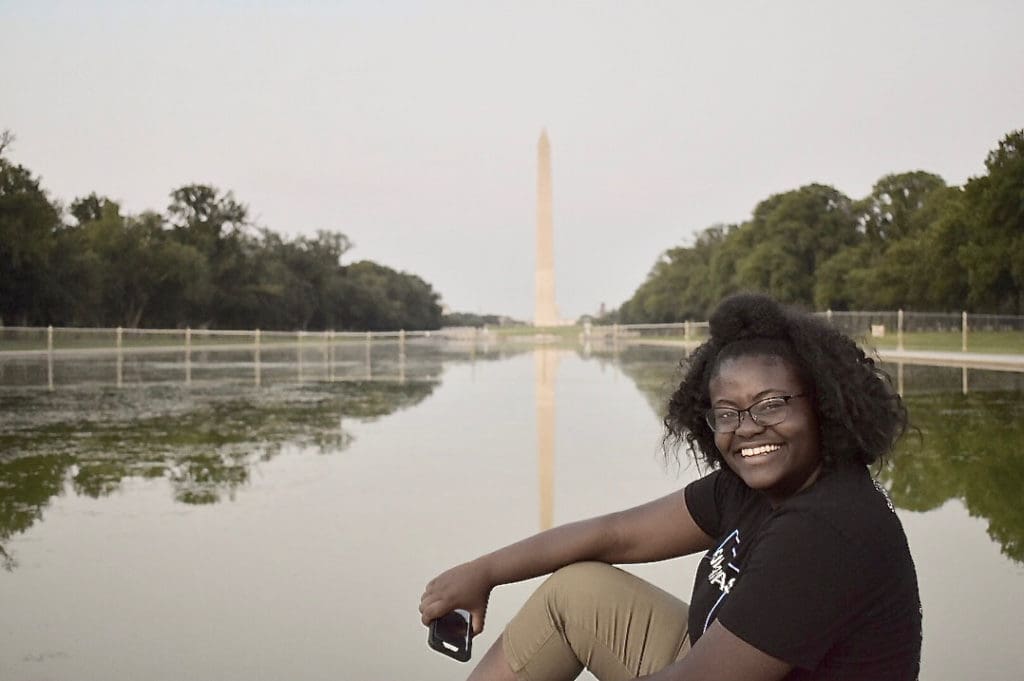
[{"x1": 419, "y1": 490, "x2": 713, "y2": 634}]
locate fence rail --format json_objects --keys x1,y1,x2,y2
[
  {"x1": 0, "y1": 326, "x2": 460, "y2": 356},
  {"x1": 583, "y1": 310, "x2": 1024, "y2": 355},
  {"x1": 3, "y1": 310, "x2": 1023, "y2": 356},
  {"x1": 1, "y1": 311, "x2": 1022, "y2": 390},
  {"x1": 0, "y1": 325, "x2": 501, "y2": 391}
]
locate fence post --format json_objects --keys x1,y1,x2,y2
[
  {"x1": 962, "y1": 311, "x2": 968, "y2": 352},
  {"x1": 827, "y1": 309, "x2": 833, "y2": 323},
  {"x1": 254, "y1": 329, "x2": 261, "y2": 387},
  {"x1": 684, "y1": 320, "x2": 691, "y2": 341},
  {"x1": 329, "y1": 330, "x2": 335, "y2": 382},
  {"x1": 185, "y1": 326, "x2": 192, "y2": 385},
  {"x1": 116, "y1": 326, "x2": 123, "y2": 388},
  {"x1": 365, "y1": 331, "x2": 372, "y2": 380},
  {"x1": 47, "y1": 325, "x2": 54, "y2": 391},
  {"x1": 298, "y1": 330, "x2": 304, "y2": 382},
  {"x1": 897, "y1": 309, "x2": 904, "y2": 351},
  {"x1": 398, "y1": 329, "x2": 406, "y2": 384},
  {"x1": 322, "y1": 330, "x2": 329, "y2": 378}
]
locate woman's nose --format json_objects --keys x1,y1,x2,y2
[{"x1": 734, "y1": 411, "x2": 766, "y2": 436}]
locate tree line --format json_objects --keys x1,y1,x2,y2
[
  {"x1": 611, "y1": 129, "x2": 1024, "y2": 323},
  {"x1": 0, "y1": 133, "x2": 443, "y2": 331}
]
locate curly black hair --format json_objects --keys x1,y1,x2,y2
[{"x1": 664, "y1": 293, "x2": 907, "y2": 470}]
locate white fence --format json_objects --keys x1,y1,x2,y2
[
  {"x1": 0, "y1": 326, "x2": 493, "y2": 390},
  {"x1": 3, "y1": 311, "x2": 1022, "y2": 357},
  {"x1": 0, "y1": 326, "x2": 445, "y2": 355},
  {"x1": 1, "y1": 312, "x2": 1022, "y2": 390},
  {"x1": 586, "y1": 310, "x2": 1024, "y2": 354},
  {"x1": 585, "y1": 321, "x2": 711, "y2": 344}
]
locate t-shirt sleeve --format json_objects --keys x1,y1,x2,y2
[
  {"x1": 714, "y1": 510, "x2": 877, "y2": 670},
  {"x1": 683, "y1": 470, "x2": 724, "y2": 538}
]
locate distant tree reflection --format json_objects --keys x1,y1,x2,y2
[
  {"x1": 0, "y1": 453, "x2": 73, "y2": 570},
  {"x1": 883, "y1": 392, "x2": 1024, "y2": 563},
  {"x1": 0, "y1": 342, "x2": 533, "y2": 568},
  {"x1": 0, "y1": 379, "x2": 439, "y2": 564}
]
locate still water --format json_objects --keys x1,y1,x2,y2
[{"x1": 1, "y1": 341, "x2": 1022, "y2": 680}]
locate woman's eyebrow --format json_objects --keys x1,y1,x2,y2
[
  {"x1": 751, "y1": 388, "x2": 790, "y2": 400},
  {"x1": 711, "y1": 388, "x2": 791, "y2": 406}
]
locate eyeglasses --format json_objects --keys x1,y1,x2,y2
[{"x1": 705, "y1": 394, "x2": 807, "y2": 433}]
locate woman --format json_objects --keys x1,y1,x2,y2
[{"x1": 420, "y1": 293, "x2": 922, "y2": 681}]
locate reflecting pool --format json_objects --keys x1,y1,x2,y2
[{"x1": 1, "y1": 341, "x2": 1022, "y2": 680}]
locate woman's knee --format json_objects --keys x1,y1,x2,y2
[
  {"x1": 548, "y1": 561, "x2": 618, "y2": 585},
  {"x1": 534, "y1": 562, "x2": 626, "y2": 618}
]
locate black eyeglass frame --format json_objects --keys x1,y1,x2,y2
[{"x1": 704, "y1": 394, "x2": 808, "y2": 434}]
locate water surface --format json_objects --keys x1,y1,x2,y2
[{"x1": 1, "y1": 342, "x2": 1021, "y2": 680}]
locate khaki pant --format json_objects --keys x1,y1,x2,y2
[{"x1": 502, "y1": 562, "x2": 691, "y2": 681}]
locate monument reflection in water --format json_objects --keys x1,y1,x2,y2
[
  {"x1": 0, "y1": 343, "x2": 1021, "y2": 681},
  {"x1": 536, "y1": 346, "x2": 558, "y2": 531}
]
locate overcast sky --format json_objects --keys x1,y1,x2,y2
[{"x1": 2, "y1": 1, "x2": 1022, "y2": 321}]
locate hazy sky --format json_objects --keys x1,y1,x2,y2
[{"x1": 3, "y1": 1, "x2": 1022, "y2": 321}]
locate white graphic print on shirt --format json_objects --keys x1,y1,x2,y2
[
  {"x1": 703, "y1": 528, "x2": 741, "y2": 633},
  {"x1": 872, "y1": 478, "x2": 896, "y2": 513}
]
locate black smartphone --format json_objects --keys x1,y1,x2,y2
[{"x1": 427, "y1": 608, "x2": 473, "y2": 662}]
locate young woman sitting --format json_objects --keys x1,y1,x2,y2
[{"x1": 420, "y1": 293, "x2": 922, "y2": 681}]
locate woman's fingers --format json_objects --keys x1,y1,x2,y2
[
  {"x1": 420, "y1": 579, "x2": 450, "y2": 612},
  {"x1": 420, "y1": 562, "x2": 490, "y2": 628},
  {"x1": 470, "y1": 609, "x2": 485, "y2": 635},
  {"x1": 420, "y1": 597, "x2": 449, "y2": 624}
]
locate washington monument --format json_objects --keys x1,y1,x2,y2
[{"x1": 534, "y1": 130, "x2": 559, "y2": 326}]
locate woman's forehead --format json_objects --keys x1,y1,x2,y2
[{"x1": 709, "y1": 354, "x2": 804, "y2": 395}]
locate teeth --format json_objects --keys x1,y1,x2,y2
[{"x1": 740, "y1": 444, "x2": 781, "y2": 458}]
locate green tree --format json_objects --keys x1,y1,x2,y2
[
  {"x1": 734, "y1": 184, "x2": 859, "y2": 306},
  {"x1": 705, "y1": 223, "x2": 755, "y2": 305},
  {"x1": 167, "y1": 184, "x2": 248, "y2": 255},
  {"x1": 618, "y1": 224, "x2": 731, "y2": 323},
  {"x1": 858, "y1": 171, "x2": 946, "y2": 243},
  {"x1": 337, "y1": 261, "x2": 442, "y2": 331},
  {"x1": 913, "y1": 187, "x2": 970, "y2": 310},
  {"x1": 166, "y1": 184, "x2": 252, "y2": 325},
  {"x1": 958, "y1": 129, "x2": 1024, "y2": 313},
  {"x1": 71, "y1": 200, "x2": 209, "y2": 327},
  {"x1": 277, "y1": 230, "x2": 353, "y2": 329},
  {"x1": 70, "y1": 192, "x2": 115, "y2": 226},
  {"x1": 815, "y1": 177, "x2": 966, "y2": 312},
  {"x1": 813, "y1": 242, "x2": 872, "y2": 310},
  {"x1": 0, "y1": 145, "x2": 64, "y2": 325}
]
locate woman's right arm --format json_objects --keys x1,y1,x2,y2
[{"x1": 419, "y1": 490, "x2": 713, "y2": 634}]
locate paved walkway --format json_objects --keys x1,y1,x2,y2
[
  {"x1": 630, "y1": 339, "x2": 1024, "y2": 371},
  {"x1": 874, "y1": 348, "x2": 1024, "y2": 372}
]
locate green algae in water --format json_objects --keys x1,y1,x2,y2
[{"x1": 0, "y1": 379, "x2": 438, "y2": 549}]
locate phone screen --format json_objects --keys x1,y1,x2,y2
[{"x1": 428, "y1": 609, "x2": 472, "y2": 662}]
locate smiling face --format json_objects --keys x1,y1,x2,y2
[{"x1": 708, "y1": 354, "x2": 822, "y2": 506}]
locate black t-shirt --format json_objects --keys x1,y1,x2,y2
[{"x1": 684, "y1": 463, "x2": 922, "y2": 680}]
